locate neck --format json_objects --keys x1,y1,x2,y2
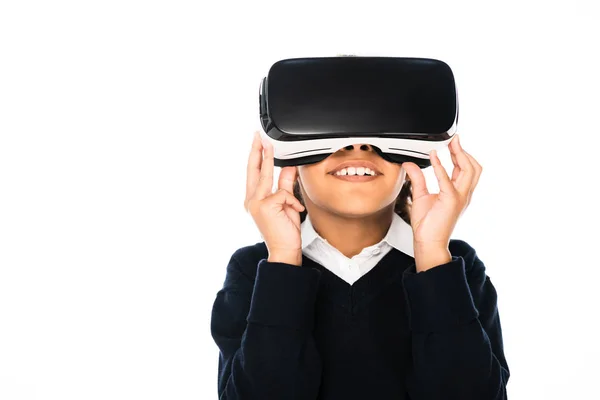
[{"x1": 307, "y1": 205, "x2": 395, "y2": 259}]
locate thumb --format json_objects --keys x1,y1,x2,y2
[
  {"x1": 278, "y1": 166, "x2": 297, "y2": 194},
  {"x1": 402, "y1": 162, "x2": 429, "y2": 200}
]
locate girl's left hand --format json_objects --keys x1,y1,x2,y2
[{"x1": 401, "y1": 134, "x2": 483, "y2": 254}]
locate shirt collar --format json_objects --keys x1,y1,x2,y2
[{"x1": 300, "y1": 212, "x2": 414, "y2": 257}]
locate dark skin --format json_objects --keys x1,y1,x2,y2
[
  {"x1": 296, "y1": 135, "x2": 482, "y2": 272},
  {"x1": 300, "y1": 199, "x2": 396, "y2": 260},
  {"x1": 296, "y1": 143, "x2": 407, "y2": 259}
]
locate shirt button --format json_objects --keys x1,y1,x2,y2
[{"x1": 372, "y1": 248, "x2": 381, "y2": 255}]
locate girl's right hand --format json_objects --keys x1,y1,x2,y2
[{"x1": 244, "y1": 131, "x2": 305, "y2": 265}]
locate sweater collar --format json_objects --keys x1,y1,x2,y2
[{"x1": 300, "y1": 212, "x2": 414, "y2": 258}]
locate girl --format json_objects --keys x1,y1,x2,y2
[{"x1": 211, "y1": 131, "x2": 510, "y2": 399}]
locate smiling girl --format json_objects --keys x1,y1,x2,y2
[{"x1": 210, "y1": 131, "x2": 510, "y2": 399}]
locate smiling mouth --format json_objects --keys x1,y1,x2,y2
[{"x1": 329, "y1": 174, "x2": 381, "y2": 182}]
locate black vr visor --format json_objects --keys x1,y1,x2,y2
[{"x1": 259, "y1": 56, "x2": 459, "y2": 169}]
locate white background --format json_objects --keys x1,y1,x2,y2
[{"x1": 1, "y1": 1, "x2": 599, "y2": 399}]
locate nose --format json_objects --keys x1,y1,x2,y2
[{"x1": 340, "y1": 143, "x2": 374, "y2": 152}]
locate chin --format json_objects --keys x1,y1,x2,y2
[{"x1": 330, "y1": 204, "x2": 385, "y2": 218}]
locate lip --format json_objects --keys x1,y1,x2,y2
[
  {"x1": 327, "y1": 160, "x2": 383, "y2": 175},
  {"x1": 329, "y1": 174, "x2": 381, "y2": 182}
]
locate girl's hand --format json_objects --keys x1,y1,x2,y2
[
  {"x1": 401, "y1": 134, "x2": 483, "y2": 268},
  {"x1": 244, "y1": 131, "x2": 305, "y2": 265}
]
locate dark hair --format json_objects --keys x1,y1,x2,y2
[{"x1": 292, "y1": 178, "x2": 413, "y2": 225}]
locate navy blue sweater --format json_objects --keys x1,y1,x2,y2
[{"x1": 210, "y1": 239, "x2": 510, "y2": 399}]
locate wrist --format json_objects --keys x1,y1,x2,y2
[
  {"x1": 414, "y1": 246, "x2": 452, "y2": 272},
  {"x1": 268, "y1": 250, "x2": 302, "y2": 266}
]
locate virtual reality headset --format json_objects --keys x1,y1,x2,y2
[{"x1": 258, "y1": 56, "x2": 459, "y2": 169}]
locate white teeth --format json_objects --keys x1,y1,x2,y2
[{"x1": 334, "y1": 167, "x2": 377, "y2": 176}]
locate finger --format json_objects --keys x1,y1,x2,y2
[
  {"x1": 448, "y1": 134, "x2": 475, "y2": 197},
  {"x1": 255, "y1": 134, "x2": 275, "y2": 199},
  {"x1": 463, "y1": 151, "x2": 481, "y2": 181},
  {"x1": 277, "y1": 167, "x2": 304, "y2": 217},
  {"x1": 282, "y1": 191, "x2": 305, "y2": 231},
  {"x1": 271, "y1": 188, "x2": 305, "y2": 213},
  {"x1": 456, "y1": 136, "x2": 482, "y2": 195},
  {"x1": 278, "y1": 166, "x2": 298, "y2": 194},
  {"x1": 429, "y1": 149, "x2": 454, "y2": 195},
  {"x1": 279, "y1": 188, "x2": 305, "y2": 230},
  {"x1": 463, "y1": 149, "x2": 482, "y2": 175},
  {"x1": 245, "y1": 131, "x2": 263, "y2": 207},
  {"x1": 462, "y1": 150, "x2": 482, "y2": 204},
  {"x1": 402, "y1": 162, "x2": 429, "y2": 200},
  {"x1": 449, "y1": 137, "x2": 461, "y2": 182}
]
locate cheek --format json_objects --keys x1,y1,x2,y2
[
  {"x1": 395, "y1": 170, "x2": 407, "y2": 190},
  {"x1": 296, "y1": 167, "x2": 324, "y2": 194},
  {"x1": 381, "y1": 175, "x2": 405, "y2": 202},
  {"x1": 298, "y1": 173, "x2": 325, "y2": 197}
]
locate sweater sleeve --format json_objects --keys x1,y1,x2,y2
[
  {"x1": 401, "y1": 241, "x2": 510, "y2": 399},
  {"x1": 210, "y1": 252, "x2": 323, "y2": 399}
]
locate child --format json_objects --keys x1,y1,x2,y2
[{"x1": 210, "y1": 131, "x2": 510, "y2": 399}]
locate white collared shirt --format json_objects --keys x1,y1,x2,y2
[{"x1": 301, "y1": 213, "x2": 415, "y2": 285}]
